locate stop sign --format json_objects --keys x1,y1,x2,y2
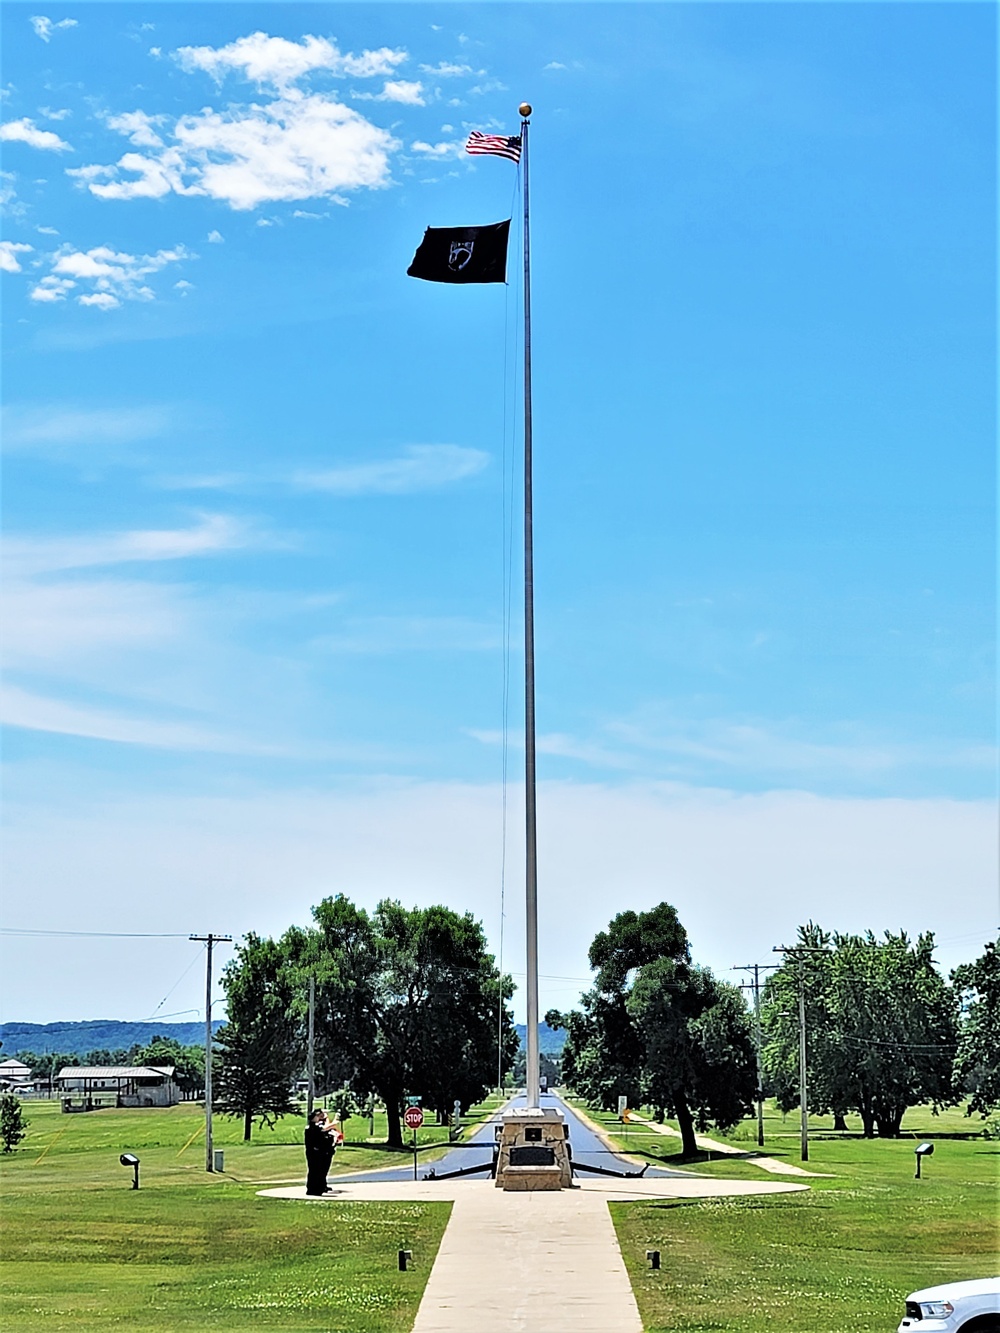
[{"x1": 403, "y1": 1105, "x2": 424, "y2": 1130}]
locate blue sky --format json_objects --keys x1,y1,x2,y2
[{"x1": 1, "y1": 3, "x2": 995, "y2": 1026}]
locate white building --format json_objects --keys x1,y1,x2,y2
[
  {"x1": 56, "y1": 1065, "x2": 181, "y2": 1110},
  {"x1": 0, "y1": 1058, "x2": 33, "y2": 1091}
]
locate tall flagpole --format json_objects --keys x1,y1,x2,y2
[{"x1": 519, "y1": 102, "x2": 540, "y2": 1111}]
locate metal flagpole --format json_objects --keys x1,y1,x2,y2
[{"x1": 519, "y1": 102, "x2": 540, "y2": 1111}]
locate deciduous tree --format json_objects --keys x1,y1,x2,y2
[
  {"x1": 953, "y1": 939, "x2": 1000, "y2": 1117},
  {"x1": 761, "y1": 925, "x2": 958, "y2": 1138},
  {"x1": 216, "y1": 933, "x2": 303, "y2": 1141}
]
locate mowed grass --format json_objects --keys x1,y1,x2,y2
[
  {"x1": 0, "y1": 1095, "x2": 502, "y2": 1332},
  {"x1": 590, "y1": 1100, "x2": 999, "y2": 1333}
]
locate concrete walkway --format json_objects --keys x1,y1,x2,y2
[
  {"x1": 259, "y1": 1176, "x2": 808, "y2": 1333},
  {"x1": 411, "y1": 1184, "x2": 641, "y2": 1333},
  {"x1": 628, "y1": 1114, "x2": 833, "y2": 1177}
]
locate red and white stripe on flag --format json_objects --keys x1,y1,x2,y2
[{"x1": 465, "y1": 131, "x2": 522, "y2": 163}]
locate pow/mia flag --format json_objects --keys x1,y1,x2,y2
[{"x1": 407, "y1": 219, "x2": 510, "y2": 285}]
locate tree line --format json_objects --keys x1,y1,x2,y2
[
  {"x1": 551, "y1": 904, "x2": 999, "y2": 1153},
  {"x1": 14, "y1": 1037, "x2": 205, "y2": 1096},
  {"x1": 213, "y1": 895, "x2": 518, "y2": 1145}
]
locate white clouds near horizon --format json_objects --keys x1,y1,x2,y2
[{"x1": 2, "y1": 778, "x2": 994, "y2": 1023}]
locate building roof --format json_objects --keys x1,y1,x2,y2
[
  {"x1": 0, "y1": 1059, "x2": 31, "y2": 1073},
  {"x1": 56, "y1": 1065, "x2": 176, "y2": 1080}
]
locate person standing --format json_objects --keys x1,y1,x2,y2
[{"x1": 304, "y1": 1109, "x2": 337, "y2": 1196}]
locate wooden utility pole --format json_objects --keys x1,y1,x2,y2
[
  {"x1": 189, "y1": 933, "x2": 232, "y2": 1171},
  {"x1": 734, "y1": 963, "x2": 776, "y2": 1147},
  {"x1": 774, "y1": 944, "x2": 827, "y2": 1162}
]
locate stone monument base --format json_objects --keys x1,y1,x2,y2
[{"x1": 494, "y1": 1105, "x2": 572, "y2": 1191}]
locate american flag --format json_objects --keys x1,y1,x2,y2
[{"x1": 465, "y1": 130, "x2": 522, "y2": 164}]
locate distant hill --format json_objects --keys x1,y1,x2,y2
[
  {"x1": 3, "y1": 1017, "x2": 567, "y2": 1060},
  {"x1": 515, "y1": 1023, "x2": 567, "y2": 1056},
  {"x1": 0, "y1": 1019, "x2": 224, "y2": 1057}
]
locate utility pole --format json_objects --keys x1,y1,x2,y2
[
  {"x1": 307, "y1": 973, "x2": 315, "y2": 1118},
  {"x1": 190, "y1": 933, "x2": 232, "y2": 1172},
  {"x1": 734, "y1": 963, "x2": 776, "y2": 1147},
  {"x1": 774, "y1": 944, "x2": 827, "y2": 1162}
]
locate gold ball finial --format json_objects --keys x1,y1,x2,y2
[{"x1": 519, "y1": 102, "x2": 532, "y2": 118}]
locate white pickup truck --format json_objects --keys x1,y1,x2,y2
[{"x1": 896, "y1": 1278, "x2": 1000, "y2": 1332}]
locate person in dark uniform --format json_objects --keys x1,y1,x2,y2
[{"x1": 304, "y1": 1109, "x2": 337, "y2": 1195}]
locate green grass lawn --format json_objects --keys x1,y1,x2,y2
[
  {"x1": 586, "y1": 1100, "x2": 999, "y2": 1333},
  {"x1": 0, "y1": 1095, "x2": 505, "y2": 1331}
]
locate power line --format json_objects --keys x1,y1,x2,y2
[{"x1": 0, "y1": 927, "x2": 191, "y2": 938}]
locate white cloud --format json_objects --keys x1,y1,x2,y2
[
  {"x1": 0, "y1": 240, "x2": 33, "y2": 272},
  {"x1": 3, "y1": 514, "x2": 254, "y2": 578},
  {"x1": 30, "y1": 15, "x2": 78, "y2": 42},
  {"x1": 410, "y1": 139, "x2": 463, "y2": 159},
  {"x1": 316, "y1": 615, "x2": 499, "y2": 655},
  {"x1": 105, "y1": 109, "x2": 166, "y2": 148},
  {"x1": 75, "y1": 94, "x2": 398, "y2": 210},
  {"x1": 294, "y1": 444, "x2": 489, "y2": 495},
  {"x1": 207, "y1": 229, "x2": 224, "y2": 243},
  {"x1": 544, "y1": 61, "x2": 567, "y2": 71},
  {"x1": 174, "y1": 32, "x2": 406, "y2": 92},
  {"x1": 36, "y1": 225, "x2": 59, "y2": 235},
  {"x1": 419, "y1": 61, "x2": 473, "y2": 77},
  {"x1": 2, "y1": 403, "x2": 170, "y2": 457},
  {"x1": 0, "y1": 683, "x2": 267, "y2": 753},
  {"x1": 0, "y1": 117, "x2": 72, "y2": 151},
  {"x1": 379, "y1": 79, "x2": 424, "y2": 106},
  {"x1": 2, "y1": 780, "x2": 993, "y2": 1022},
  {"x1": 39, "y1": 106, "x2": 72, "y2": 121},
  {"x1": 27, "y1": 243, "x2": 191, "y2": 308}
]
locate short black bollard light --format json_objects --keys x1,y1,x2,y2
[
  {"x1": 120, "y1": 1153, "x2": 140, "y2": 1189},
  {"x1": 914, "y1": 1142, "x2": 934, "y2": 1179},
  {"x1": 398, "y1": 1250, "x2": 413, "y2": 1272},
  {"x1": 646, "y1": 1250, "x2": 661, "y2": 1271}
]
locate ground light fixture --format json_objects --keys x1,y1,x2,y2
[
  {"x1": 119, "y1": 1153, "x2": 140, "y2": 1189},
  {"x1": 914, "y1": 1142, "x2": 934, "y2": 1178}
]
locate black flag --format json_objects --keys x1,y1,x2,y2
[{"x1": 407, "y1": 220, "x2": 510, "y2": 284}]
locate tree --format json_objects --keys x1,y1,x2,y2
[
  {"x1": 292, "y1": 896, "x2": 517, "y2": 1149},
  {"x1": 761, "y1": 925, "x2": 958, "y2": 1138},
  {"x1": 0, "y1": 1094, "x2": 28, "y2": 1153},
  {"x1": 628, "y1": 961, "x2": 756, "y2": 1157},
  {"x1": 952, "y1": 939, "x2": 1000, "y2": 1117},
  {"x1": 557, "y1": 903, "x2": 755, "y2": 1156},
  {"x1": 133, "y1": 1038, "x2": 204, "y2": 1097},
  {"x1": 215, "y1": 933, "x2": 303, "y2": 1141}
]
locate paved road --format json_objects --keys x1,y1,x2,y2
[{"x1": 336, "y1": 1091, "x2": 687, "y2": 1184}]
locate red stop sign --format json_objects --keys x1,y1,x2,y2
[{"x1": 403, "y1": 1105, "x2": 424, "y2": 1130}]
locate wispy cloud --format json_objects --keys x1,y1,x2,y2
[
  {"x1": 294, "y1": 444, "x2": 489, "y2": 495},
  {"x1": 3, "y1": 514, "x2": 256, "y2": 578},
  {"x1": 419, "y1": 61, "x2": 474, "y2": 78},
  {"x1": 2, "y1": 403, "x2": 171, "y2": 458},
  {"x1": 0, "y1": 683, "x2": 274, "y2": 753},
  {"x1": 316, "y1": 616, "x2": 499, "y2": 655},
  {"x1": 29, "y1": 15, "x2": 78, "y2": 43}
]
